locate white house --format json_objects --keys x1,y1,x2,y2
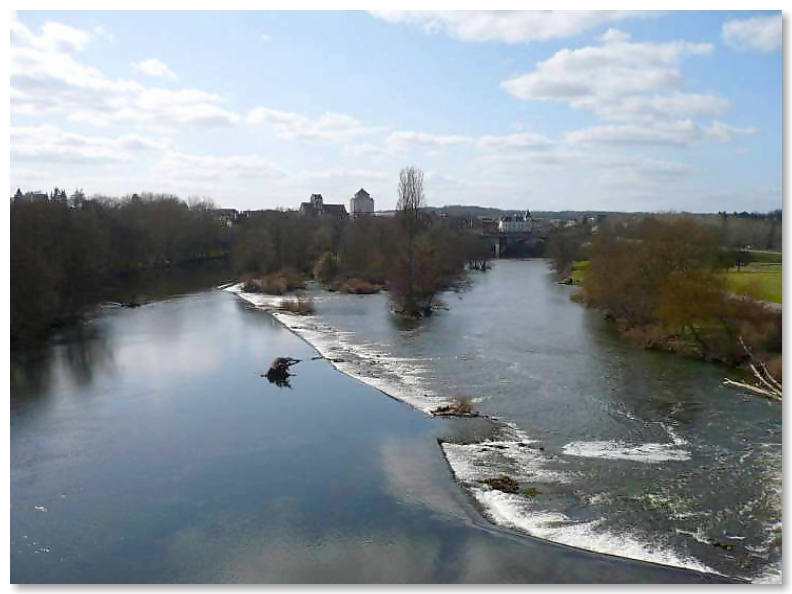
[
  {"x1": 349, "y1": 188, "x2": 375, "y2": 216},
  {"x1": 498, "y1": 210, "x2": 533, "y2": 233}
]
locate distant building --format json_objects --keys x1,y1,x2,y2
[
  {"x1": 212, "y1": 208, "x2": 239, "y2": 227},
  {"x1": 349, "y1": 188, "x2": 374, "y2": 217},
  {"x1": 498, "y1": 210, "x2": 533, "y2": 233},
  {"x1": 299, "y1": 193, "x2": 347, "y2": 217},
  {"x1": 11, "y1": 190, "x2": 49, "y2": 203}
]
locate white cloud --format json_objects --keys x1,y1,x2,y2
[
  {"x1": 153, "y1": 151, "x2": 285, "y2": 181},
  {"x1": 388, "y1": 130, "x2": 473, "y2": 150},
  {"x1": 10, "y1": 19, "x2": 90, "y2": 54},
  {"x1": 501, "y1": 34, "x2": 713, "y2": 114},
  {"x1": 500, "y1": 31, "x2": 754, "y2": 148},
  {"x1": 11, "y1": 124, "x2": 172, "y2": 163},
  {"x1": 371, "y1": 11, "x2": 651, "y2": 43},
  {"x1": 11, "y1": 17, "x2": 239, "y2": 128},
  {"x1": 357, "y1": 130, "x2": 553, "y2": 156},
  {"x1": 261, "y1": 32, "x2": 271, "y2": 42},
  {"x1": 498, "y1": 32, "x2": 732, "y2": 127},
  {"x1": 588, "y1": 154, "x2": 694, "y2": 177},
  {"x1": 510, "y1": 150, "x2": 695, "y2": 180},
  {"x1": 722, "y1": 14, "x2": 781, "y2": 52},
  {"x1": 599, "y1": 28, "x2": 632, "y2": 44},
  {"x1": 565, "y1": 121, "x2": 693, "y2": 146},
  {"x1": 132, "y1": 58, "x2": 177, "y2": 79},
  {"x1": 10, "y1": 166, "x2": 50, "y2": 184},
  {"x1": 564, "y1": 119, "x2": 757, "y2": 146},
  {"x1": 344, "y1": 143, "x2": 389, "y2": 157},
  {"x1": 591, "y1": 92, "x2": 730, "y2": 123},
  {"x1": 477, "y1": 132, "x2": 554, "y2": 150},
  {"x1": 247, "y1": 107, "x2": 380, "y2": 141},
  {"x1": 705, "y1": 120, "x2": 758, "y2": 142},
  {"x1": 295, "y1": 168, "x2": 389, "y2": 182}
]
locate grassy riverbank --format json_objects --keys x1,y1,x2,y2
[
  {"x1": 569, "y1": 251, "x2": 781, "y2": 305},
  {"x1": 559, "y1": 218, "x2": 782, "y2": 375}
]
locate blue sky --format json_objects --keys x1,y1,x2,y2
[{"x1": 10, "y1": 10, "x2": 782, "y2": 212}]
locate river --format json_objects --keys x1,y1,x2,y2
[
  {"x1": 228, "y1": 259, "x2": 782, "y2": 583},
  {"x1": 11, "y1": 259, "x2": 779, "y2": 582}
]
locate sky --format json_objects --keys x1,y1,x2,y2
[{"x1": 9, "y1": 10, "x2": 782, "y2": 213}]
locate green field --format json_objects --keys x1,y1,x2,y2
[{"x1": 725, "y1": 262, "x2": 782, "y2": 304}]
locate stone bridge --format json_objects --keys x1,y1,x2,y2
[{"x1": 481, "y1": 231, "x2": 547, "y2": 258}]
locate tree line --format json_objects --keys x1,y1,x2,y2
[
  {"x1": 11, "y1": 192, "x2": 231, "y2": 342},
  {"x1": 11, "y1": 170, "x2": 492, "y2": 343}
]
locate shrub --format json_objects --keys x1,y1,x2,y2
[
  {"x1": 766, "y1": 355, "x2": 782, "y2": 383},
  {"x1": 340, "y1": 278, "x2": 381, "y2": 294},
  {"x1": 241, "y1": 268, "x2": 306, "y2": 295},
  {"x1": 432, "y1": 396, "x2": 475, "y2": 416},
  {"x1": 482, "y1": 476, "x2": 519, "y2": 494}
]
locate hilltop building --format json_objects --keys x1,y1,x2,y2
[
  {"x1": 349, "y1": 188, "x2": 374, "y2": 217},
  {"x1": 299, "y1": 193, "x2": 347, "y2": 217}
]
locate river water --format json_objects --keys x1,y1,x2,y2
[
  {"x1": 229, "y1": 259, "x2": 782, "y2": 583},
  {"x1": 10, "y1": 259, "x2": 779, "y2": 582}
]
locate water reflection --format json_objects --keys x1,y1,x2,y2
[
  {"x1": 11, "y1": 321, "x2": 114, "y2": 404},
  {"x1": 60, "y1": 323, "x2": 115, "y2": 388},
  {"x1": 263, "y1": 373, "x2": 293, "y2": 388}
]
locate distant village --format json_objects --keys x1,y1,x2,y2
[
  {"x1": 207, "y1": 187, "x2": 597, "y2": 237},
  {"x1": 11, "y1": 185, "x2": 599, "y2": 237}
]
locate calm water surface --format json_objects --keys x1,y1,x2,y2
[{"x1": 10, "y1": 260, "x2": 775, "y2": 582}]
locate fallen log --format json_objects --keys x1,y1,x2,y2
[
  {"x1": 722, "y1": 336, "x2": 782, "y2": 401},
  {"x1": 722, "y1": 378, "x2": 781, "y2": 401}
]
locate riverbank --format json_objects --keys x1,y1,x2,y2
[
  {"x1": 11, "y1": 287, "x2": 729, "y2": 583},
  {"x1": 559, "y1": 256, "x2": 782, "y2": 379},
  {"x1": 224, "y1": 269, "x2": 779, "y2": 582}
]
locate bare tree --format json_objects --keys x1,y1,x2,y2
[
  {"x1": 397, "y1": 166, "x2": 425, "y2": 235},
  {"x1": 395, "y1": 167, "x2": 426, "y2": 314}
]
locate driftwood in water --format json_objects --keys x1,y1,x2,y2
[
  {"x1": 723, "y1": 337, "x2": 782, "y2": 401},
  {"x1": 264, "y1": 357, "x2": 301, "y2": 387}
]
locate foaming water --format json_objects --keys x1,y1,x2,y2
[
  {"x1": 224, "y1": 260, "x2": 781, "y2": 583},
  {"x1": 561, "y1": 440, "x2": 691, "y2": 462},
  {"x1": 472, "y1": 487, "x2": 717, "y2": 575},
  {"x1": 441, "y1": 438, "x2": 714, "y2": 576}
]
